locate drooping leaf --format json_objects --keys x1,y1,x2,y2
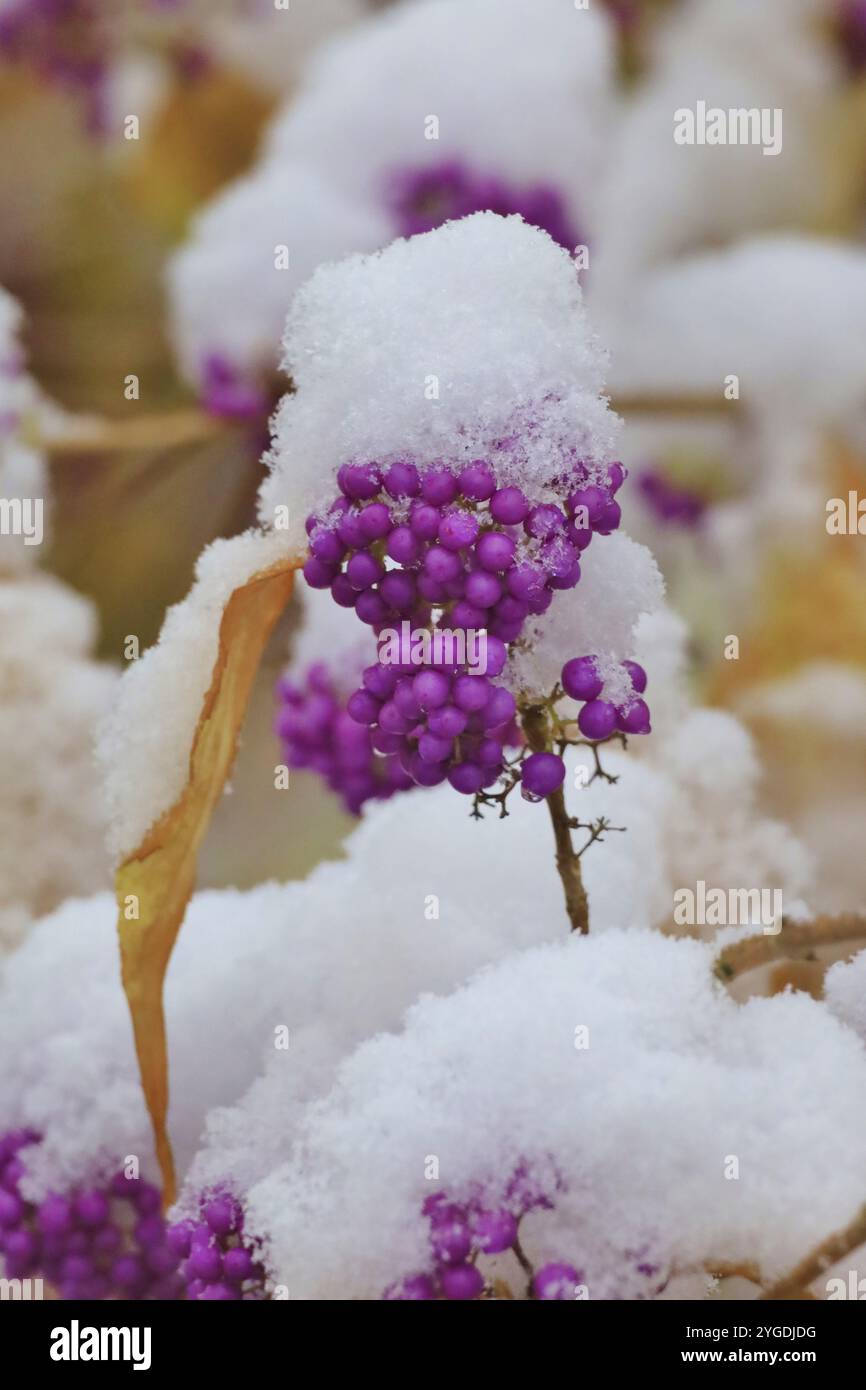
[{"x1": 114, "y1": 549, "x2": 299, "y2": 1204}]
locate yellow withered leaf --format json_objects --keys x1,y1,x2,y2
[{"x1": 114, "y1": 551, "x2": 299, "y2": 1206}]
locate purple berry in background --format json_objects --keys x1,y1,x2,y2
[
  {"x1": 385, "y1": 157, "x2": 581, "y2": 251},
  {"x1": 577, "y1": 700, "x2": 618, "y2": 741},
  {"x1": 439, "y1": 1262, "x2": 485, "y2": 1300},
  {"x1": 533, "y1": 1262, "x2": 584, "y2": 1301},
  {"x1": 561, "y1": 656, "x2": 603, "y2": 703},
  {"x1": 521, "y1": 752, "x2": 566, "y2": 801}
]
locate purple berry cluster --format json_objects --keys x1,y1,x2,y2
[
  {"x1": 384, "y1": 157, "x2": 582, "y2": 252},
  {"x1": 200, "y1": 352, "x2": 269, "y2": 422},
  {"x1": 303, "y1": 455, "x2": 626, "y2": 800},
  {"x1": 383, "y1": 1167, "x2": 667, "y2": 1301},
  {"x1": 275, "y1": 660, "x2": 414, "y2": 814},
  {"x1": 563, "y1": 655, "x2": 650, "y2": 740},
  {"x1": 638, "y1": 468, "x2": 707, "y2": 529},
  {"x1": 0, "y1": 1130, "x2": 182, "y2": 1299},
  {"x1": 383, "y1": 1178, "x2": 585, "y2": 1301},
  {"x1": 167, "y1": 1191, "x2": 267, "y2": 1301}
]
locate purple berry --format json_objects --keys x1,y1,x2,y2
[
  {"x1": 387, "y1": 525, "x2": 420, "y2": 566},
  {"x1": 465, "y1": 570, "x2": 502, "y2": 608},
  {"x1": 383, "y1": 461, "x2": 420, "y2": 498},
  {"x1": 347, "y1": 689, "x2": 381, "y2": 726},
  {"x1": 490, "y1": 487, "x2": 529, "y2": 524},
  {"x1": 472, "y1": 1210, "x2": 518, "y2": 1255},
  {"x1": 617, "y1": 698, "x2": 651, "y2": 735},
  {"x1": 421, "y1": 468, "x2": 459, "y2": 506},
  {"x1": 458, "y1": 461, "x2": 495, "y2": 501},
  {"x1": 577, "y1": 700, "x2": 618, "y2": 741},
  {"x1": 521, "y1": 752, "x2": 566, "y2": 800},
  {"x1": 533, "y1": 1262, "x2": 584, "y2": 1300},
  {"x1": 447, "y1": 762, "x2": 486, "y2": 795},
  {"x1": 384, "y1": 1273, "x2": 437, "y2": 1300},
  {"x1": 475, "y1": 531, "x2": 516, "y2": 572},
  {"x1": 440, "y1": 1263, "x2": 484, "y2": 1300},
  {"x1": 439, "y1": 509, "x2": 480, "y2": 551},
  {"x1": 561, "y1": 656, "x2": 603, "y2": 702},
  {"x1": 413, "y1": 670, "x2": 451, "y2": 710},
  {"x1": 621, "y1": 659, "x2": 647, "y2": 694}
]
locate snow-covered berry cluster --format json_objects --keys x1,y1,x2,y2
[
  {"x1": 167, "y1": 1192, "x2": 267, "y2": 1301},
  {"x1": 0, "y1": 1130, "x2": 181, "y2": 1299},
  {"x1": 384, "y1": 157, "x2": 581, "y2": 251},
  {"x1": 299, "y1": 451, "x2": 641, "y2": 802},
  {"x1": 383, "y1": 1168, "x2": 668, "y2": 1301}
]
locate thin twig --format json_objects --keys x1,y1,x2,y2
[
  {"x1": 760, "y1": 1204, "x2": 866, "y2": 1301},
  {"x1": 522, "y1": 702, "x2": 590, "y2": 934},
  {"x1": 714, "y1": 914, "x2": 866, "y2": 984}
]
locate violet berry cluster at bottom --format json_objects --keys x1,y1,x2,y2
[
  {"x1": 0, "y1": 1129, "x2": 182, "y2": 1299},
  {"x1": 384, "y1": 1167, "x2": 667, "y2": 1301},
  {"x1": 276, "y1": 652, "x2": 650, "y2": 815},
  {"x1": 166, "y1": 1192, "x2": 268, "y2": 1300}
]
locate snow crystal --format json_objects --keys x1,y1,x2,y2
[
  {"x1": 167, "y1": 164, "x2": 390, "y2": 390},
  {"x1": 261, "y1": 212, "x2": 620, "y2": 546},
  {"x1": 266, "y1": 0, "x2": 615, "y2": 232},
  {"x1": 99, "y1": 529, "x2": 296, "y2": 861},
  {"x1": 244, "y1": 928, "x2": 866, "y2": 1297}
]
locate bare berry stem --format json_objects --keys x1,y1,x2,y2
[{"x1": 521, "y1": 703, "x2": 589, "y2": 935}]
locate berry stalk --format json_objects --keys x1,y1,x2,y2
[{"x1": 521, "y1": 702, "x2": 590, "y2": 935}]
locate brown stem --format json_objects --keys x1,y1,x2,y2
[
  {"x1": 37, "y1": 407, "x2": 227, "y2": 456},
  {"x1": 522, "y1": 704, "x2": 589, "y2": 935},
  {"x1": 714, "y1": 913, "x2": 866, "y2": 984},
  {"x1": 610, "y1": 392, "x2": 742, "y2": 418},
  {"x1": 760, "y1": 1203, "x2": 866, "y2": 1301}
]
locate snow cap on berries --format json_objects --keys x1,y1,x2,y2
[
  {"x1": 167, "y1": 164, "x2": 391, "y2": 396},
  {"x1": 260, "y1": 212, "x2": 620, "y2": 546},
  {"x1": 266, "y1": 0, "x2": 615, "y2": 238}
]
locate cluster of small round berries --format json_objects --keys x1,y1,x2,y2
[
  {"x1": 275, "y1": 660, "x2": 414, "y2": 814},
  {"x1": 0, "y1": 1130, "x2": 182, "y2": 1299},
  {"x1": 167, "y1": 1192, "x2": 267, "y2": 1301},
  {"x1": 382, "y1": 1181, "x2": 584, "y2": 1301},
  {"x1": 383, "y1": 1168, "x2": 668, "y2": 1301},
  {"x1": 346, "y1": 658, "x2": 520, "y2": 798},
  {"x1": 519, "y1": 656, "x2": 650, "y2": 803},
  {"x1": 303, "y1": 456, "x2": 626, "y2": 799},
  {"x1": 384, "y1": 157, "x2": 582, "y2": 252}
]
